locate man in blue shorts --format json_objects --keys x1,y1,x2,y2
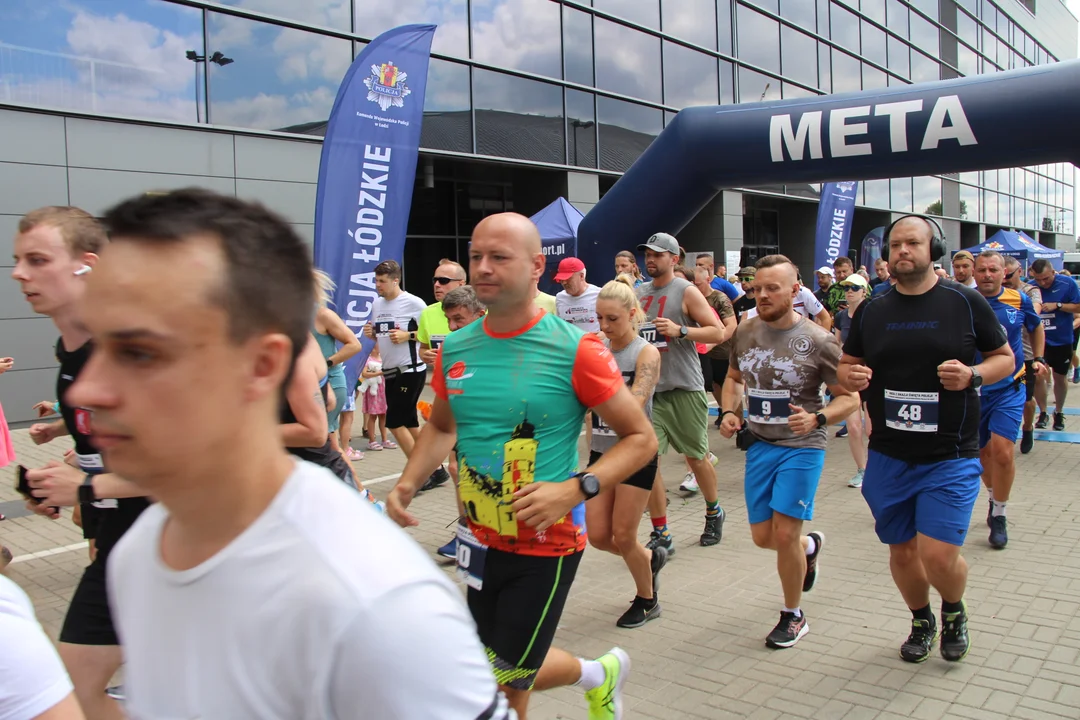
[
  {"x1": 974, "y1": 251, "x2": 1047, "y2": 549},
  {"x1": 719, "y1": 255, "x2": 858, "y2": 649},
  {"x1": 1030, "y1": 258, "x2": 1080, "y2": 431},
  {"x1": 839, "y1": 216, "x2": 1013, "y2": 664}
]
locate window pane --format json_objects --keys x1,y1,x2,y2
[
  {"x1": 830, "y1": 4, "x2": 860, "y2": 55},
  {"x1": 780, "y1": 0, "x2": 815, "y2": 31},
  {"x1": 909, "y1": 0, "x2": 937, "y2": 21},
  {"x1": 862, "y1": 0, "x2": 886, "y2": 24},
  {"x1": 738, "y1": 66, "x2": 779, "y2": 102},
  {"x1": 595, "y1": 19, "x2": 661, "y2": 102},
  {"x1": 886, "y1": 0, "x2": 909, "y2": 37},
  {"x1": 661, "y1": 0, "x2": 717, "y2": 50},
  {"x1": 663, "y1": 42, "x2": 718, "y2": 108},
  {"x1": 862, "y1": 64, "x2": 886, "y2": 90},
  {"x1": 566, "y1": 89, "x2": 596, "y2": 169},
  {"x1": 718, "y1": 0, "x2": 733, "y2": 55},
  {"x1": 719, "y1": 58, "x2": 735, "y2": 103},
  {"x1": 914, "y1": 176, "x2": 941, "y2": 215},
  {"x1": 958, "y1": 44, "x2": 977, "y2": 76},
  {"x1": 597, "y1": 97, "x2": 662, "y2": 172},
  {"x1": 782, "y1": 82, "x2": 817, "y2": 99},
  {"x1": 737, "y1": 6, "x2": 780, "y2": 73},
  {"x1": 818, "y1": 42, "x2": 832, "y2": 92},
  {"x1": 887, "y1": 36, "x2": 910, "y2": 77},
  {"x1": 355, "y1": 0, "x2": 467, "y2": 58},
  {"x1": 959, "y1": 183, "x2": 978, "y2": 220},
  {"x1": 473, "y1": 69, "x2": 563, "y2": 164},
  {"x1": 207, "y1": 13, "x2": 351, "y2": 133},
  {"x1": 909, "y1": 11, "x2": 939, "y2": 56},
  {"x1": 421, "y1": 60, "x2": 471, "y2": 153},
  {"x1": 563, "y1": 7, "x2": 594, "y2": 86},
  {"x1": 861, "y1": 21, "x2": 887, "y2": 68},
  {"x1": 957, "y1": 10, "x2": 978, "y2": 47},
  {"x1": 910, "y1": 49, "x2": 939, "y2": 84},
  {"x1": 865, "y1": 179, "x2": 890, "y2": 208},
  {"x1": 0, "y1": 0, "x2": 204, "y2": 122},
  {"x1": 594, "y1": 0, "x2": 660, "y2": 29},
  {"x1": 472, "y1": 0, "x2": 561, "y2": 79},
  {"x1": 780, "y1": 26, "x2": 817, "y2": 88},
  {"x1": 744, "y1": 0, "x2": 779, "y2": 12},
  {"x1": 831, "y1": 49, "x2": 861, "y2": 93},
  {"x1": 891, "y1": 178, "x2": 913, "y2": 213},
  {"x1": 218, "y1": 0, "x2": 349, "y2": 31}
]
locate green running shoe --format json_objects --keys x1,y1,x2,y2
[{"x1": 584, "y1": 647, "x2": 631, "y2": 720}]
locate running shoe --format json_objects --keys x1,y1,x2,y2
[
  {"x1": 420, "y1": 466, "x2": 451, "y2": 492},
  {"x1": 1035, "y1": 412, "x2": 1049, "y2": 429},
  {"x1": 1073, "y1": 367, "x2": 1080, "y2": 384},
  {"x1": 679, "y1": 472, "x2": 699, "y2": 493},
  {"x1": 847, "y1": 469, "x2": 864, "y2": 488},
  {"x1": 1053, "y1": 412, "x2": 1066, "y2": 431},
  {"x1": 437, "y1": 537, "x2": 457, "y2": 560},
  {"x1": 382, "y1": 440, "x2": 399, "y2": 449},
  {"x1": 987, "y1": 498, "x2": 993, "y2": 528},
  {"x1": 645, "y1": 530, "x2": 675, "y2": 556},
  {"x1": 584, "y1": 647, "x2": 630, "y2": 720},
  {"x1": 940, "y1": 605, "x2": 970, "y2": 661},
  {"x1": 105, "y1": 685, "x2": 125, "y2": 701},
  {"x1": 835, "y1": 425, "x2": 848, "y2": 438},
  {"x1": 707, "y1": 451, "x2": 719, "y2": 467},
  {"x1": 765, "y1": 611, "x2": 808, "y2": 649},
  {"x1": 650, "y1": 545, "x2": 668, "y2": 594},
  {"x1": 989, "y1": 515, "x2": 1008, "y2": 549},
  {"x1": 700, "y1": 507, "x2": 725, "y2": 546},
  {"x1": 803, "y1": 531, "x2": 824, "y2": 592},
  {"x1": 615, "y1": 596, "x2": 661, "y2": 628},
  {"x1": 1020, "y1": 429, "x2": 1034, "y2": 454},
  {"x1": 900, "y1": 617, "x2": 937, "y2": 663}
]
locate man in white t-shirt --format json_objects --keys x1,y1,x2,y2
[
  {"x1": 554, "y1": 257, "x2": 601, "y2": 333},
  {"x1": 67, "y1": 190, "x2": 510, "y2": 720},
  {"x1": 0, "y1": 575, "x2": 84, "y2": 720},
  {"x1": 363, "y1": 259, "x2": 437, "y2": 466}
]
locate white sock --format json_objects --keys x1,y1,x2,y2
[
  {"x1": 576, "y1": 659, "x2": 606, "y2": 691},
  {"x1": 991, "y1": 499, "x2": 1007, "y2": 517},
  {"x1": 804, "y1": 535, "x2": 817, "y2": 556},
  {"x1": 783, "y1": 606, "x2": 802, "y2": 618},
  {"x1": 358, "y1": 488, "x2": 370, "y2": 501}
]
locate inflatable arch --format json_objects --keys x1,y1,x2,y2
[{"x1": 577, "y1": 59, "x2": 1080, "y2": 280}]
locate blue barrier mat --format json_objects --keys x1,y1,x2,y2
[
  {"x1": 1018, "y1": 429, "x2": 1080, "y2": 443},
  {"x1": 1063, "y1": 407, "x2": 1080, "y2": 416}
]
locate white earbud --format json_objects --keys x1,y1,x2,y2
[{"x1": 73, "y1": 265, "x2": 92, "y2": 276}]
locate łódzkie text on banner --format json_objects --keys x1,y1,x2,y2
[{"x1": 813, "y1": 181, "x2": 859, "y2": 272}]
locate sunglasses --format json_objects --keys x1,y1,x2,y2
[
  {"x1": 841, "y1": 285, "x2": 864, "y2": 291},
  {"x1": 433, "y1": 276, "x2": 461, "y2": 285},
  {"x1": 1004, "y1": 268, "x2": 1019, "y2": 280}
]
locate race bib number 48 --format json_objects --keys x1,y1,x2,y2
[
  {"x1": 884, "y1": 389, "x2": 939, "y2": 432},
  {"x1": 747, "y1": 388, "x2": 791, "y2": 425}
]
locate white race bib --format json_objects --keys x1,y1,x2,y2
[
  {"x1": 455, "y1": 523, "x2": 487, "y2": 591},
  {"x1": 884, "y1": 389, "x2": 939, "y2": 432},
  {"x1": 747, "y1": 388, "x2": 791, "y2": 425},
  {"x1": 1039, "y1": 313, "x2": 1056, "y2": 331}
]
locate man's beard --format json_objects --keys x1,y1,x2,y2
[
  {"x1": 892, "y1": 258, "x2": 933, "y2": 285},
  {"x1": 758, "y1": 301, "x2": 791, "y2": 322},
  {"x1": 647, "y1": 266, "x2": 663, "y2": 278}
]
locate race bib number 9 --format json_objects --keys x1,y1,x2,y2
[
  {"x1": 456, "y1": 523, "x2": 487, "y2": 591},
  {"x1": 747, "y1": 388, "x2": 791, "y2": 425},
  {"x1": 374, "y1": 320, "x2": 394, "y2": 338},
  {"x1": 1039, "y1": 313, "x2": 1056, "y2": 331},
  {"x1": 639, "y1": 323, "x2": 668, "y2": 350},
  {"x1": 884, "y1": 390, "x2": 939, "y2": 432}
]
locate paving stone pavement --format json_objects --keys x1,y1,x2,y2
[{"x1": 3, "y1": 389, "x2": 1080, "y2": 719}]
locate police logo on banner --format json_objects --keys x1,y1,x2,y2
[
  {"x1": 790, "y1": 334, "x2": 815, "y2": 360},
  {"x1": 364, "y1": 62, "x2": 411, "y2": 111}
]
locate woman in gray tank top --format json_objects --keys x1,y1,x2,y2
[{"x1": 586, "y1": 276, "x2": 668, "y2": 629}]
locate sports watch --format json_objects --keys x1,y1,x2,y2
[
  {"x1": 77, "y1": 475, "x2": 97, "y2": 505},
  {"x1": 815, "y1": 412, "x2": 827, "y2": 428},
  {"x1": 679, "y1": 325, "x2": 689, "y2": 338},
  {"x1": 575, "y1": 472, "x2": 601, "y2": 501},
  {"x1": 969, "y1": 366, "x2": 983, "y2": 389}
]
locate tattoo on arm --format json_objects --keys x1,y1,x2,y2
[{"x1": 631, "y1": 356, "x2": 661, "y2": 404}]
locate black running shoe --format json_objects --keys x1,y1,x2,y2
[
  {"x1": 899, "y1": 617, "x2": 937, "y2": 663},
  {"x1": 420, "y1": 466, "x2": 451, "y2": 491},
  {"x1": 700, "y1": 508, "x2": 725, "y2": 546},
  {"x1": 989, "y1": 515, "x2": 1008, "y2": 549},
  {"x1": 650, "y1": 545, "x2": 668, "y2": 594},
  {"x1": 646, "y1": 530, "x2": 675, "y2": 556},
  {"x1": 835, "y1": 425, "x2": 848, "y2": 438},
  {"x1": 940, "y1": 606, "x2": 970, "y2": 661},
  {"x1": 803, "y1": 531, "x2": 825, "y2": 592},
  {"x1": 1053, "y1": 412, "x2": 1066, "y2": 431},
  {"x1": 987, "y1": 498, "x2": 993, "y2": 528},
  {"x1": 1035, "y1": 411, "x2": 1049, "y2": 429},
  {"x1": 616, "y1": 596, "x2": 661, "y2": 628},
  {"x1": 1020, "y1": 429, "x2": 1034, "y2": 454},
  {"x1": 765, "y1": 611, "x2": 808, "y2": 649}
]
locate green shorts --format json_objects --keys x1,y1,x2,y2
[{"x1": 652, "y1": 389, "x2": 710, "y2": 460}]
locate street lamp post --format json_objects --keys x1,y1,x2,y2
[
  {"x1": 185, "y1": 50, "x2": 234, "y2": 124},
  {"x1": 570, "y1": 119, "x2": 595, "y2": 167}
]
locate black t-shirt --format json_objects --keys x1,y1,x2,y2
[
  {"x1": 733, "y1": 294, "x2": 756, "y2": 323},
  {"x1": 56, "y1": 338, "x2": 150, "y2": 562},
  {"x1": 843, "y1": 279, "x2": 1007, "y2": 464}
]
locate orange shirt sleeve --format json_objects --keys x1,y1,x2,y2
[
  {"x1": 431, "y1": 347, "x2": 448, "y2": 401},
  {"x1": 571, "y1": 334, "x2": 623, "y2": 408}
]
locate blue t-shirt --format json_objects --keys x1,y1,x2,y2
[
  {"x1": 980, "y1": 287, "x2": 1040, "y2": 394},
  {"x1": 1037, "y1": 274, "x2": 1080, "y2": 348},
  {"x1": 872, "y1": 281, "x2": 894, "y2": 297},
  {"x1": 710, "y1": 276, "x2": 740, "y2": 301}
]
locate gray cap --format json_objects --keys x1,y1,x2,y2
[{"x1": 638, "y1": 232, "x2": 679, "y2": 255}]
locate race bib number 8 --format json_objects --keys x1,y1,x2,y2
[
  {"x1": 374, "y1": 320, "x2": 394, "y2": 338},
  {"x1": 884, "y1": 390, "x2": 939, "y2": 432},
  {"x1": 747, "y1": 388, "x2": 791, "y2": 425},
  {"x1": 456, "y1": 523, "x2": 487, "y2": 591},
  {"x1": 639, "y1": 322, "x2": 668, "y2": 349}
]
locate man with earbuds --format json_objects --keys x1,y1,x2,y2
[{"x1": 839, "y1": 215, "x2": 1013, "y2": 665}]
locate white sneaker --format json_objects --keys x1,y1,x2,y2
[
  {"x1": 848, "y1": 469, "x2": 864, "y2": 488},
  {"x1": 707, "y1": 451, "x2": 719, "y2": 467},
  {"x1": 679, "y1": 472, "x2": 700, "y2": 493}
]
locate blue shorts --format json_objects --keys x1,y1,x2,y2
[
  {"x1": 744, "y1": 441, "x2": 825, "y2": 525},
  {"x1": 342, "y1": 388, "x2": 356, "y2": 414},
  {"x1": 327, "y1": 379, "x2": 347, "y2": 433},
  {"x1": 979, "y1": 384, "x2": 1024, "y2": 448},
  {"x1": 862, "y1": 451, "x2": 981, "y2": 546}
]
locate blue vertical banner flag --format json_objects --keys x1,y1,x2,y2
[
  {"x1": 313, "y1": 24, "x2": 436, "y2": 395},
  {"x1": 813, "y1": 181, "x2": 860, "y2": 272}
]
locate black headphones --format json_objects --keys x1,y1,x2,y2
[{"x1": 881, "y1": 214, "x2": 947, "y2": 263}]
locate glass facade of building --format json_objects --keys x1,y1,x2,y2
[{"x1": 0, "y1": 0, "x2": 1073, "y2": 234}]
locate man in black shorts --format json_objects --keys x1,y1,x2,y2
[
  {"x1": 1030, "y1": 258, "x2": 1080, "y2": 431},
  {"x1": 15, "y1": 206, "x2": 150, "y2": 720}
]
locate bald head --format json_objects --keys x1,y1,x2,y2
[
  {"x1": 473, "y1": 213, "x2": 541, "y2": 255},
  {"x1": 892, "y1": 216, "x2": 935, "y2": 242},
  {"x1": 469, "y1": 212, "x2": 545, "y2": 312}
]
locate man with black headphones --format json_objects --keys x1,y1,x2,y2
[{"x1": 838, "y1": 216, "x2": 1013, "y2": 665}]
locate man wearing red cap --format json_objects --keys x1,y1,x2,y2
[{"x1": 555, "y1": 257, "x2": 601, "y2": 334}]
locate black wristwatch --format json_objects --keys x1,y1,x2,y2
[
  {"x1": 326, "y1": 358, "x2": 334, "y2": 368},
  {"x1": 1034, "y1": 356, "x2": 1047, "y2": 367},
  {"x1": 679, "y1": 325, "x2": 689, "y2": 338},
  {"x1": 969, "y1": 366, "x2": 983, "y2": 389},
  {"x1": 814, "y1": 412, "x2": 827, "y2": 428},
  {"x1": 575, "y1": 472, "x2": 601, "y2": 501},
  {"x1": 77, "y1": 475, "x2": 97, "y2": 504}
]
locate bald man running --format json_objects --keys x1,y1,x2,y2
[{"x1": 389, "y1": 213, "x2": 658, "y2": 720}]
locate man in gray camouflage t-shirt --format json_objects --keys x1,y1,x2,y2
[{"x1": 718, "y1": 255, "x2": 859, "y2": 651}]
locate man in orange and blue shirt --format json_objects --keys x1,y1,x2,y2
[{"x1": 974, "y1": 251, "x2": 1047, "y2": 550}]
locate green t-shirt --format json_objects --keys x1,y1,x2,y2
[{"x1": 416, "y1": 302, "x2": 451, "y2": 349}]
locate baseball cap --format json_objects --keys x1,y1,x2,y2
[
  {"x1": 637, "y1": 232, "x2": 680, "y2": 255},
  {"x1": 953, "y1": 250, "x2": 974, "y2": 263},
  {"x1": 553, "y1": 257, "x2": 586, "y2": 282},
  {"x1": 816, "y1": 265, "x2": 835, "y2": 277},
  {"x1": 840, "y1": 274, "x2": 869, "y2": 289},
  {"x1": 738, "y1": 266, "x2": 757, "y2": 278}
]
